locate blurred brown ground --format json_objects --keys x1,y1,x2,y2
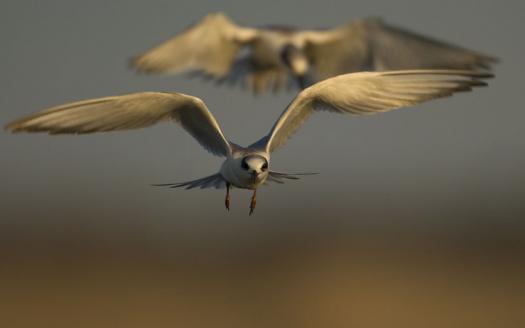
[{"x1": 1, "y1": 223, "x2": 523, "y2": 328}]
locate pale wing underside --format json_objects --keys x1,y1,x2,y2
[
  {"x1": 131, "y1": 12, "x2": 259, "y2": 77},
  {"x1": 253, "y1": 70, "x2": 492, "y2": 153},
  {"x1": 5, "y1": 92, "x2": 232, "y2": 157},
  {"x1": 153, "y1": 173, "x2": 226, "y2": 190},
  {"x1": 302, "y1": 18, "x2": 497, "y2": 81}
]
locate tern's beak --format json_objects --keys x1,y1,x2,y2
[
  {"x1": 251, "y1": 171, "x2": 258, "y2": 183},
  {"x1": 289, "y1": 53, "x2": 309, "y2": 76},
  {"x1": 281, "y1": 44, "x2": 309, "y2": 76}
]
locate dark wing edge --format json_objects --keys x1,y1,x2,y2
[
  {"x1": 152, "y1": 173, "x2": 226, "y2": 190},
  {"x1": 370, "y1": 19, "x2": 499, "y2": 70},
  {"x1": 302, "y1": 17, "x2": 498, "y2": 81},
  {"x1": 266, "y1": 171, "x2": 318, "y2": 184}
]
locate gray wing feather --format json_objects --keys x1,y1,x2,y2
[
  {"x1": 5, "y1": 92, "x2": 232, "y2": 157},
  {"x1": 302, "y1": 18, "x2": 497, "y2": 81},
  {"x1": 153, "y1": 173, "x2": 226, "y2": 190},
  {"x1": 251, "y1": 70, "x2": 492, "y2": 153},
  {"x1": 266, "y1": 171, "x2": 318, "y2": 184}
]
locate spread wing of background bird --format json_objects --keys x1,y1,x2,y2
[
  {"x1": 131, "y1": 12, "x2": 258, "y2": 78},
  {"x1": 300, "y1": 18, "x2": 497, "y2": 81},
  {"x1": 251, "y1": 70, "x2": 492, "y2": 153},
  {"x1": 5, "y1": 92, "x2": 232, "y2": 157}
]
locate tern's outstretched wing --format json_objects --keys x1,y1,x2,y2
[
  {"x1": 131, "y1": 12, "x2": 258, "y2": 78},
  {"x1": 5, "y1": 92, "x2": 232, "y2": 157},
  {"x1": 301, "y1": 18, "x2": 497, "y2": 81},
  {"x1": 251, "y1": 70, "x2": 492, "y2": 153}
]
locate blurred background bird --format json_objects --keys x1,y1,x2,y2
[{"x1": 130, "y1": 12, "x2": 497, "y2": 94}]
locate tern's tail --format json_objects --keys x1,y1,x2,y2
[
  {"x1": 267, "y1": 171, "x2": 318, "y2": 184},
  {"x1": 152, "y1": 173, "x2": 225, "y2": 190}
]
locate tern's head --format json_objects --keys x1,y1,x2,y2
[
  {"x1": 280, "y1": 44, "x2": 309, "y2": 76},
  {"x1": 240, "y1": 155, "x2": 269, "y2": 179}
]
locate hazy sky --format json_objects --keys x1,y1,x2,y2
[{"x1": 1, "y1": 0, "x2": 523, "y2": 242}]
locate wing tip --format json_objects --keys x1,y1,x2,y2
[
  {"x1": 478, "y1": 54, "x2": 500, "y2": 65},
  {"x1": 466, "y1": 71, "x2": 494, "y2": 79},
  {"x1": 4, "y1": 120, "x2": 31, "y2": 133},
  {"x1": 128, "y1": 53, "x2": 177, "y2": 75},
  {"x1": 128, "y1": 55, "x2": 160, "y2": 74},
  {"x1": 151, "y1": 183, "x2": 187, "y2": 189},
  {"x1": 128, "y1": 55, "x2": 140, "y2": 71},
  {"x1": 4, "y1": 123, "x2": 17, "y2": 133}
]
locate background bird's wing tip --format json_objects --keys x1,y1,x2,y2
[
  {"x1": 4, "y1": 122, "x2": 20, "y2": 133},
  {"x1": 127, "y1": 56, "x2": 135, "y2": 64}
]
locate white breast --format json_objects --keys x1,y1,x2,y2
[{"x1": 219, "y1": 152, "x2": 269, "y2": 189}]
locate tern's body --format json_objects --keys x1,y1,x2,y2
[
  {"x1": 6, "y1": 70, "x2": 492, "y2": 214},
  {"x1": 250, "y1": 30, "x2": 291, "y2": 66}
]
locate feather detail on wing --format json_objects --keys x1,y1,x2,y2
[
  {"x1": 250, "y1": 70, "x2": 492, "y2": 153},
  {"x1": 5, "y1": 92, "x2": 232, "y2": 157}
]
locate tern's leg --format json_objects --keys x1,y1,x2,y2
[
  {"x1": 225, "y1": 183, "x2": 231, "y2": 211},
  {"x1": 249, "y1": 189, "x2": 257, "y2": 215}
]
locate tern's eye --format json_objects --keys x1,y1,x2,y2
[
  {"x1": 261, "y1": 163, "x2": 268, "y2": 171},
  {"x1": 241, "y1": 160, "x2": 249, "y2": 170}
]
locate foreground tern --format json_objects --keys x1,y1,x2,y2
[
  {"x1": 131, "y1": 13, "x2": 496, "y2": 94},
  {"x1": 6, "y1": 70, "x2": 491, "y2": 214}
]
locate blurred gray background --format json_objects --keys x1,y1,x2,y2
[{"x1": 0, "y1": 1, "x2": 524, "y2": 327}]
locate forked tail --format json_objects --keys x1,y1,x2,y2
[
  {"x1": 267, "y1": 171, "x2": 318, "y2": 184},
  {"x1": 152, "y1": 173, "x2": 226, "y2": 190}
]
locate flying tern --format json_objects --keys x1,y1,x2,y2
[{"x1": 6, "y1": 70, "x2": 492, "y2": 214}]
